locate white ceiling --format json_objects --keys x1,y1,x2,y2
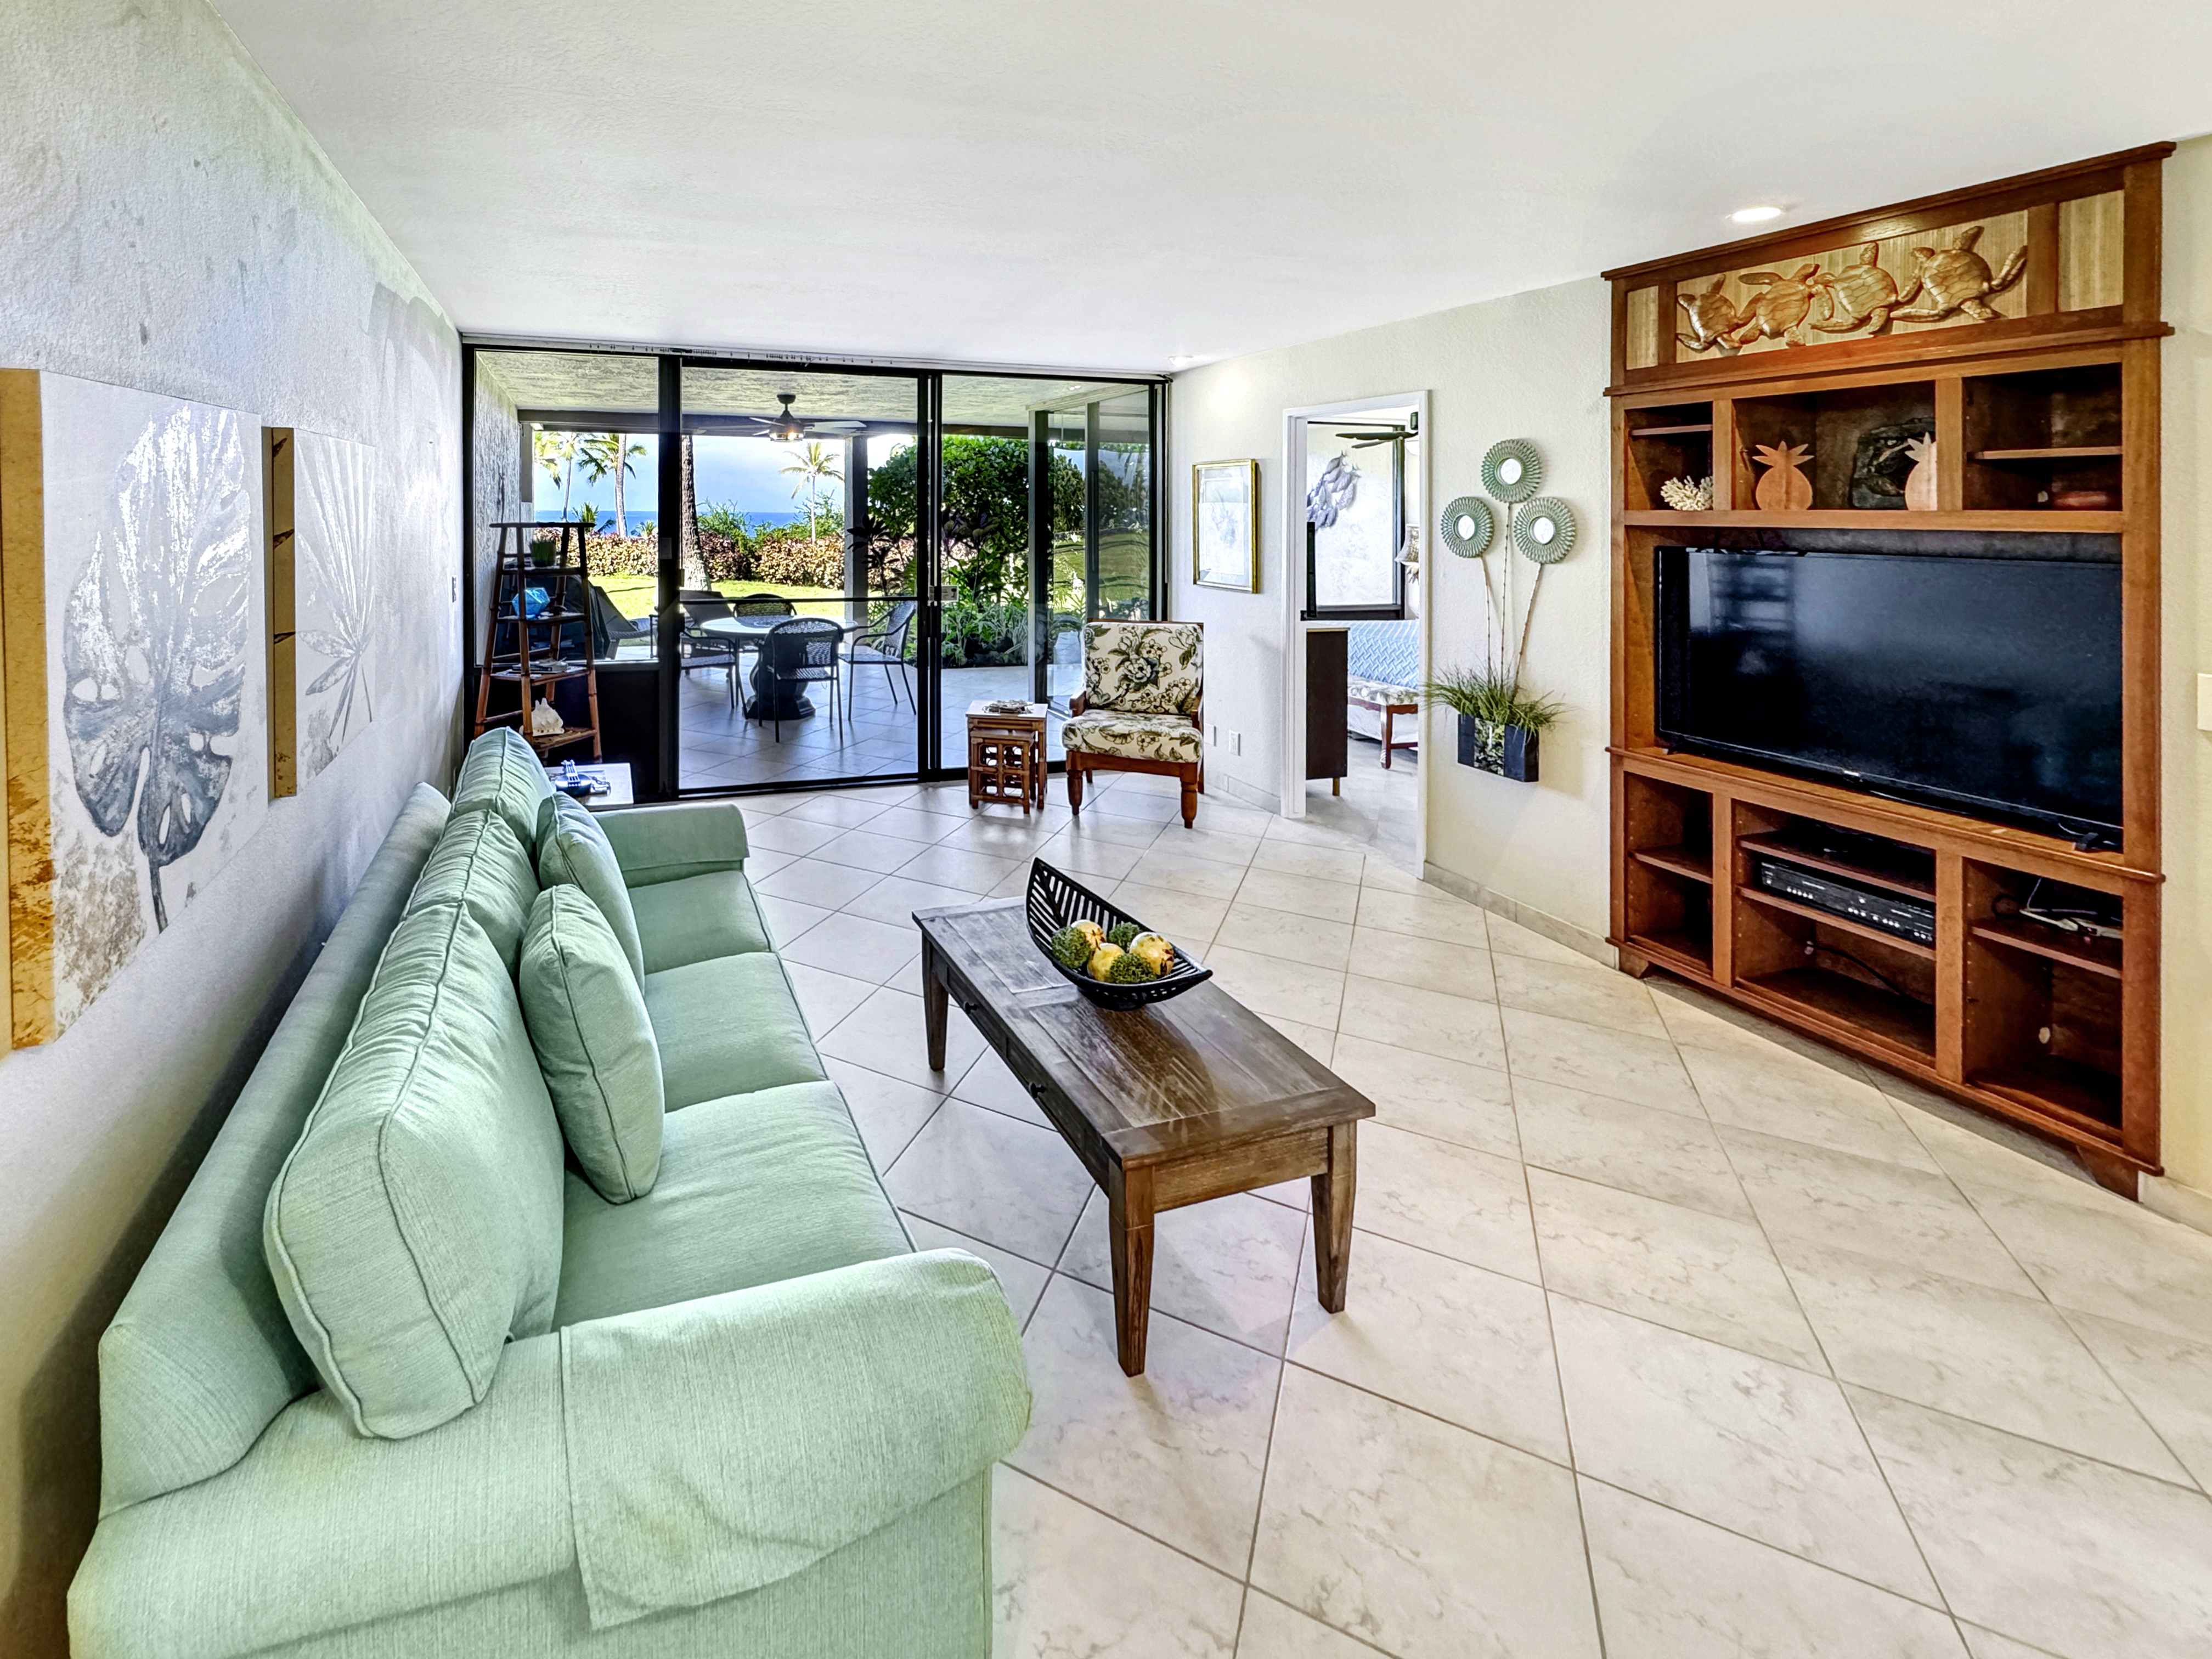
[{"x1": 214, "y1": 1, "x2": 2212, "y2": 373}]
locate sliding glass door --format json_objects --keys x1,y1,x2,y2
[{"x1": 465, "y1": 346, "x2": 1160, "y2": 797}]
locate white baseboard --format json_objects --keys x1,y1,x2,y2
[
  {"x1": 2141, "y1": 1173, "x2": 2212, "y2": 1237},
  {"x1": 1420, "y1": 864, "x2": 1615, "y2": 969},
  {"x1": 1209, "y1": 772, "x2": 1280, "y2": 815}
]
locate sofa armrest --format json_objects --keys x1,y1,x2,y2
[
  {"x1": 597, "y1": 800, "x2": 749, "y2": 887},
  {"x1": 69, "y1": 1250, "x2": 1027, "y2": 1659},
  {"x1": 70, "y1": 1335, "x2": 574, "y2": 1659},
  {"x1": 562, "y1": 1248, "x2": 1029, "y2": 1628}
]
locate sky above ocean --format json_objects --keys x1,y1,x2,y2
[{"x1": 532, "y1": 432, "x2": 911, "y2": 527}]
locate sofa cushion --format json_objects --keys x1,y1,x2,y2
[
  {"x1": 405, "y1": 806, "x2": 538, "y2": 972},
  {"x1": 552, "y1": 1081, "x2": 911, "y2": 1328},
  {"x1": 263, "y1": 900, "x2": 567, "y2": 1440},
  {"x1": 450, "y1": 727, "x2": 553, "y2": 849},
  {"x1": 1061, "y1": 709, "x2": 1202, "y2": 765},
  {"x1": 1080, "y1": 619, "x2": 1202, "y2": 715},
  {"x1": 647, "y1": 952, "x2": 826, "y2": 1110},
  {"x1": 520, "y1": 887, "x2": 663, "y2": 1203},
  {"x1": 537, "y1": 794, "x2": 646, "y2": 987},
  {"x1": 96, "y1": 783, "x2": 450, "y2": 1517},
  {"x1": 630, "y1": 868, "x2": 774, "y2": 975}
]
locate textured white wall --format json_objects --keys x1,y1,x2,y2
[
  {"x1": 1170, "y1": 278, "x2": 1613, "y2": 941},
  {"x1": 2157, "y1": 136, "x2": 2212, "y2": 1201},
  {"x1": 0, "y1": 3, "x2": 462, "y2": 1649}
]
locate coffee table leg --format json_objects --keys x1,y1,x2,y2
[
  {"x1": 1106, "y1": 1164, "x2": 1155, "y2": 1375},
  {"x1": 921, "y1": 937, "x2": 948, "y2": 1073},
  {"x1": 1311, "y1": 1121, "x2": 1356, "y2": 1313}
]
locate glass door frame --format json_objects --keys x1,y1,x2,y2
[
  {"x1": 462, "y1": 338, "x2": 1164, "y2": 798},
  {"x1": 1029, "y1": 381, "x2": 1166, "y2": 713}
]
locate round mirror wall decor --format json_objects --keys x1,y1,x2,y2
[
  {"x1": 1439, "y1": 496, "x2": 1494, "y2": 558},
  {"x1": 1514, "y1": 497, "x2": 1577, "y2": 564},
  {"x1": 1481, "y1": 438, "x2": 1542, "y2": 503}
]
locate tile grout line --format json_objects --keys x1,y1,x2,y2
[
  {"x1": 1689, "y1": 1058, "x2": 1962, "y2": 1621},
  {"x1": 1234, "y1": 1207, "x2": 1304, "y2": 1651}
]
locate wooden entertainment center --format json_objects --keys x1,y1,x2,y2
[{"x1": 1602, "y1": 146, "x2": 2171, "y2": 1194}]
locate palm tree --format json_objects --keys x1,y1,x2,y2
[
  {"x1": 534, "y1": 429, "x2": 579, "y2": 519},
  {"x1": 781, "y1": 441, "x2": 843, "y2": 541},
  {"x1": 578, "y1": 432, "x2": 647, "y2": 537}
]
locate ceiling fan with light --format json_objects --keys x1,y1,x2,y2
[{"x1": 747, "y1": 392, "x2": 867, "y2": 443}]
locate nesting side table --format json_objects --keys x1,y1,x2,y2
[{"x1": 966, "y1": 700, "x2": 1047, "y2": 811}]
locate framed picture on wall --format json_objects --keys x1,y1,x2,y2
[{"x1": 1192, "y1": 459, "x2": 1260, "y2": 591}]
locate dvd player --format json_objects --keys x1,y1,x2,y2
[{"x1": 1748, "y1": 854, "x2": 1937, "y2": 948}]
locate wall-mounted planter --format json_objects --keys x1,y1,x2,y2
[{"x1": 1458, "y1": 713, "x2": 1539, "y2": 782}]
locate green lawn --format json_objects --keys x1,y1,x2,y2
[{"x1": 597, "y1": 575, "x2": 850, "y2": 620}]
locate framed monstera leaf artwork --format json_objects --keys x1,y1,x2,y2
[{"x1": 2, "y1": 371, "x2": 268, "y2": 1045}]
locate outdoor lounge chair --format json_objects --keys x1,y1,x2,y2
[{"x1": 588, "y1": 583, "x2": 653, "y2": 660}]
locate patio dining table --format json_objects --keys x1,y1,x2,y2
[{"x1": 697, "y1": 613, "x2": 857, "y2": 721}]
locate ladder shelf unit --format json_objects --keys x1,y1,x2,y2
[{"x1": 472, "y1": 521, "x2": 603, "y2": 761}]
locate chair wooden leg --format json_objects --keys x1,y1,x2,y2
[
  {"x1": 1067, "y1": 757, "x2": 1085, "y2": 814},
  {"x1": 1180, "y1": 767, "x2": 1197, "y2": 828},
  {"x1": 1381, "y1": 708, "x2": 1393, "y2": 768}
]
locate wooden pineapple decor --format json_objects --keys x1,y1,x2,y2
[
  {"x1": 1901, "y1": 436, "x2": 1938, "y2": 511},
  {"x1": 1752, "y1": 442, "x2": 1814, "y2": 511}
]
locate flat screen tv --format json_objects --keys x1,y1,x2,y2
[{"x1": 1656, "y1": 546, "x2": 2123, "y2": 845}]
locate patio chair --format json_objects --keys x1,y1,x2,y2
[
  {"x1": 755, "y1": 616, "x2": 844, "y2": 743},
  {"x1": 843, "y1": 597, "x2": 917, "y2": 716},
  {"x1": 1064, "y1": 619, "x2": 1205, "y2": 828},
  {"x1": 677, "y1": 589, "x2": 742, "y2": 692},
  {"x1": 724, "y1": 594, "x2": 796, "y2": 708},
  {"x1": 588, "y1": 583, "x2": 653, "y2": 661}
]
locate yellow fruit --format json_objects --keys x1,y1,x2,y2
[
  {"x1": 1128, "y1": 932, "x2": 1175, "y2": 974},
  {"x1": 1070, "y1": 919, "x2": 1104, "y2": 952},
  {"x1": 1086, "y1": 943, "x2": 1125, "y2": 980}
]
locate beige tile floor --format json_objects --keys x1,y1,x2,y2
[{"x1": 736, "y1": 768, "x2": 2212, "y2": 1659}]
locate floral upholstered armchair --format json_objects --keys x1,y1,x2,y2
[{"x1": 1063, "y1": 620, "x2": 1205, "y2": 827}]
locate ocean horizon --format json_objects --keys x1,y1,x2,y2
[{"x1": 532, "y1": 506, "x2": 819, "y2": 532}]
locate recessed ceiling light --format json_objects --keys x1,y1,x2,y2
[{"x1": 1730, "y1": 205, "x2": 1785, "y2": 224}]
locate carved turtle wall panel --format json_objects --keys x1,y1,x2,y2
[{"x1": 1624, "y1": 211, "x2": 2049, "y2": 368}]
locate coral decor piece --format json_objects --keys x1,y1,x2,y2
[
  {"x1": 1752, "y1": 443, "x2": 1815, "y2": 511},
  {"x1": 1659, "y1": 475, "x2": 1714, "y2": 512},
  {"x1": 528, "y1": 697, "x2": 566, "y2": 736}
]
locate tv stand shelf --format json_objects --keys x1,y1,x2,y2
[{"x1": 1606, "y1": 146, "x2": 2166, "y2": 1197}]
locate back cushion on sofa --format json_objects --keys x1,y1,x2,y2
[
  {"x1": 405, "y1": 807, "x2": 539, "y2": 972},
  {"x1": 263, "y1": 899, "x2": 566, "y2": 1440},
  {"x1": 450, "y1": 727, "x2": 554, "y2": 849},
  {"x1": 96, "y1": 783, "x2": 450, "y2": 1517},
  {"x1": 520, "y1": 885, "x2": 664, "y2": 1204},
  {"x1": 538, "y1": 794, "x2": 646, "y2": 986}
]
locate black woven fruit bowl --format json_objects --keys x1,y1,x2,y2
[{"x1": 1025, "y1": 859, "x2": 1212, "y2": 1011}]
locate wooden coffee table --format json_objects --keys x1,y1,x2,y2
[{"x1": 915, "y1": 898, "x2": 1374, "y2": 1374}]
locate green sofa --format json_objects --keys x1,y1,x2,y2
[{"x1": 70, "y1": 733, "x2": 1030, "y2": 1658}]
